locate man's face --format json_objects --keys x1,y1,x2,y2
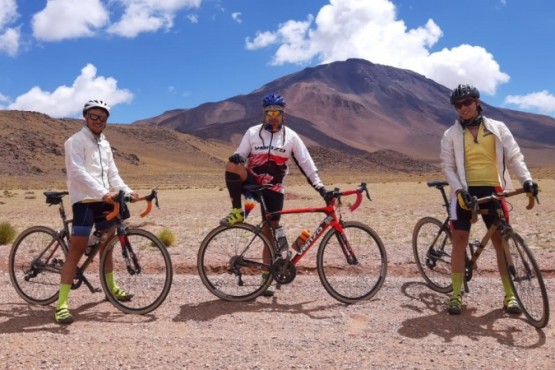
[
  {"x1": 263, "y1": 108, "x2": 285, "y2": 131},
  {"x1": 454, "y1": 97, "x2": 479, "y2": 121},
  {"x1": 85, "y1": 108, "x2": 108, "y2": 135}
]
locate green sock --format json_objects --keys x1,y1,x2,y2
[
  {"x1": 501, "y1": 275, "x2": 514, "y2": 297},
  {"x1": 56, "y1": 283, "x2": 71, "y2": 309},
  {"x1": 452, "y1": 272, "x2": 464, "y2": 297},
  {"x1": 106, "y1": 271, "x2": 116, "y2": 291}
]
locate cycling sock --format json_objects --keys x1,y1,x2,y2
[
  {"x1": 56, "y1": 283, "x2": 71, "y2": 309},
  {"x1": 225, "y1": 172, "x2": 243, "y2": 209},
  {"x1": 451, "y1": 272, "x2": 463, "y2": 297},
  {"x1": 105, "y1": 271, "x2": 116, "y2": 291},
  {"x1": 501, "y1": 274, "x2": 514, "y2": 297}
]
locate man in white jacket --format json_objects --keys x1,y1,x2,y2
[
  {"x1": 440, "y1": 84, "x2": 539, "y2": 315},
  {"x1": 55, "y1": 100, "x2": 138, "y2": 324}
]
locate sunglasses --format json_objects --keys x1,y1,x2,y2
[
  {"x1": 454, "y1": 98, "x2": 475, "y2": 110},
  {"x1": 87, "y1": 113, "x2": 108, "y2": 122},
  {"x1": 265, "y1": 110, "x2": 283, "y2": 117}
]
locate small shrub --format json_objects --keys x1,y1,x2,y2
[
  {"x1": 157, "y1": 227, "x2": 176, "y2": 247},
  {"x1": 0, "y1": 221, "x2": 17, "y2": 245}
]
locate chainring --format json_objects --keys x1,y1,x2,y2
[{"x1": 270, "y1": 258, "x2": 297, "y2": 284}]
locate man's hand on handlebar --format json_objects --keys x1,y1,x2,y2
[
  {"x1": 456, "y1": 189, "x2": 475, "y2": 211},
  {"x1": 523, "y1": 180, "x2": 539, "y2": 197}
]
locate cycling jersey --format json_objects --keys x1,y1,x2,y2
[
  {"x1": 65, "y1": 126, "x2": 132, "y2": 205},
  {"x1": 234, "y1": 124, "x2": 324, "y2": 193}
]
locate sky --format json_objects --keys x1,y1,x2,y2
[{"x1": 1, "y1": 0, "x2": 554, "y2": 123}]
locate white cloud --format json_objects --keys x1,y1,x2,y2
[
  {"x1": 505, "y1": 91, "x2": 555, "y2": 114},
  {"x1": 7, "y1": 64, "x2": 134, "y2": 118},
  {"x1": 0, "y1": 0, "x2": 20, "y2": 55},
  {"x1": 0, "y1": 27, "x2": 20, "y2": 56},
  {"x1": 231, "y1": 12, "x2": 242, "y2": 23},
  {"x1": 245, "y1": 0, "x2": 510, "y2": 95},
  {"x1": 108, "y1": 0, "x2": 201, "y2": 38},
  {"x1": 32, "y1": 0, "x2": 109, "y2": 41}
]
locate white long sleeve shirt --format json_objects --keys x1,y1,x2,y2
[{"x1": 65, "y1": 126, "x2": 132, "y2": 205}]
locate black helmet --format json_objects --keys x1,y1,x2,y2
[{"x1": 450, "y1": 84, "x2": 480, "y2": 105}]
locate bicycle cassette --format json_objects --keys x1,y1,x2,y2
[{"x1": 270, "y1": 258, "x2": 297, "y2": 284}]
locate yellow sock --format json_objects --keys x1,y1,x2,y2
[
  {"x1": 56, "y1": 283, "x2": 71, "y2": 309},
  {"x1": 501, "y1": 275, "x2": 514, "y2": 297},
  {"x1": 106, "y1": 271, "x2": 116, "y2": 291},
  {"x1": 452, "y1": 272, "x2": 464, "y2": 297}
]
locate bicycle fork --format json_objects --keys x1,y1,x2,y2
[{"x1": 117, "y1": 226, "x2": 141, "y2": 275}]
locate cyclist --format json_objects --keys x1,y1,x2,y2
[
  {"x1": 440, "y1": 84, "x2": 539, "y2": 315},
  {"x1": 220, "y1": 93, "x2": 328, "y2": 296},
  {"x1": 55, "y1": 100, "x2": 139, "y2": 324}
]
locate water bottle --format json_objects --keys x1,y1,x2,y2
[
  {"x1": 275, "y1": 226, "x2": 289, "y2": 253},
  {"x1": 292, "y1": 229, "x2": 311, "y2": 254},
  {"x1": 86, "y1": 231, "x2": 101, "y2": 256}
]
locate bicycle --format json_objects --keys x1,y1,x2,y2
[
  {"x1": 412, "y1": 180, "x2": 549, "y2": 328},
  {"x1": 198, "y1": 182, "x2": 387, "y2": 304},
  {"x1": 9, "y1": 189, "x2": 173, "y2": 315}
]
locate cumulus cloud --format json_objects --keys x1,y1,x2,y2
[
  {"x1": 6, "y1": 64, "x2": 133, "y2": 118},
  {"x1": 505, "y1": 91, "x2": 555, "y2": 114},
  {"x1": 32, "y1": 0, "x2": 109, "y2": 41},
  {"x1": 231, "y1": 12, "x2": 242, "y2": 23},
  {"x1": 0, "y1": 0, "x2": 20, "y2": 55},
  {"x1": 107, "y1": 0, "x2": 201, "y2": 38},
  {"x1": 245, "y1": 0, "x2": 510, "y2": 95}
]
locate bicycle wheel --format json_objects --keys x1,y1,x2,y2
[
  {"x1": 198, "y1": 224, "x2": 274, "y2": 302},
  {"x1": 317, "y1": 221, "x2": 387, "y2": 304},
  {"x1": 100, "y1": 228, "x2": 173, "y2": 315},
  {"x1": 504, "y1": 232, "x2": 549, "y2": 328},
  {"x1": 9, "y1": 226, "x2": 65, "y2": 305},
  {"x1": 412, "y1": 217, "x2": 453, "y2": 293}
]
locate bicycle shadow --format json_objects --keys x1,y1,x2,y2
[
  {"x1": 173, "y1": 293, "x2": 342, "y2": 323},
  {"x1": 397, "y1": 281, "x2": 547, "y2": 348}
]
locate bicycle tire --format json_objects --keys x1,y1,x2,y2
[
  {"x1": 8, "y1": 226, "x2": 65, "y2": 305},
  {"x1": 504, "y1": 232, "x2": 549, "y2": 328},
  {"x1": 317, "y1": 221, "x2": 387, "y2": 304},
  {"x1": 198, "y1": 223, "x2": 274, "y2": 302},
  {"x1": 412, "y1": 217, "x2": 453, "y2": 293},
  {"x1": 100, "y1": 228, "x2": 173, "y2": 315}
]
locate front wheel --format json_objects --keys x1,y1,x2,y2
[
  {"x1": 100, "y1": 228, "x2": 173, "y2": 315},
  {"x1": 9, "y1": 226, "x2": 65, "y2": 305},
  {"x1": 198, "y1": 224, "x2": 275, "y2": 302},
  {"x1": 504, "y1": 233, "x2": 549, "y2": 328},
  {"x1": 412, "y1": 217, "x2": 453, "y2": 293},
  {"x1": 317, "y1": 221, "x2": 387, "y2": 304}
]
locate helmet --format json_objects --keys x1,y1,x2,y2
[
  {"x1": 450, "y1": 84, "x2": 480, "y2": 104},
  {"x1": 262, "y1": 94, "x2": 286, "y2": 108},
  {"x1": 83, "y1": 99, "x2": 111, "y2": 117}
]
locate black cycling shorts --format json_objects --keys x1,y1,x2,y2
[
  {"x1": 450, "y1": 185, "x2": 509, "y2": 232},
  {"x1": 72, "y1": 201, "x2": 116, "y2": 237}
]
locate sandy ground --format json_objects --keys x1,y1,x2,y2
[{"x1": 1, "y1": 180, "x2": 554, "y2": 369}]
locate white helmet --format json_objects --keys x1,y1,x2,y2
[{"x1": 83, "y1": 99, "x2": 110, "y2": 117}]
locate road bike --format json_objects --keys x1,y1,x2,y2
[
  {"x1": 198, "y1": 182, "x2": 387, "y2": 304},
  {"x1": 412, "y1": 181, "x2": 549, "y2": 328},
  {"x1": 9, "y1": 189, "x2": 173, "y2": 315}
]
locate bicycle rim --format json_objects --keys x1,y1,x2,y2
[
  {"x1": 412, "y1": 217, "x2": 453, "y2": 293},
  {"x1": 100, "y1": 228, "x2": 173, "y2": 315},
  {"x1": 8, "y1": 226, "x2": 64, "y2": 305},
  {"x1": 198, "y1": 224, "x2": 274, "y2": 302},
  {"x1": 505, "y1": 233, "x2": 549, "y2": 328},
  {"x1": 317, "y1": 221, "x2": 387, "y2": 304}
]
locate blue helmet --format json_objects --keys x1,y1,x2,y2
[
  {"x1": 262, "y1": 94, "x2": 286, "y2": 108},
  {"x1": 450, "y1": 84, "x2": 480, "y2": 104}
]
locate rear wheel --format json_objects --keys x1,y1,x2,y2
[
  {"x1": 9, "y1": 226, "x2": 65, "y2": 305},
  {"x1": 317, "y1": 221, "x2": 387, "y2": 304},
  {"x1": 504, "y1": 233, "x2": 549, "y2": 328},
  {"x1": 412, "y1": 217, "x2": 453, "y2": 293},
  {"x1": 100, "y1": 228, "x2": 173, "y2": 315},
  {"x1": 198, "y1": 224, "x2": 274, "y2": 302}
]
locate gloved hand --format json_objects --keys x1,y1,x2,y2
[
  {"x1": 228, "y1": 153, "x2": 245, "y2": 164},
  {"x1": 318, "y1": 186, "x2": 333, "y2": 202},
  {"x1": 523, "y1": 180, "x2": 539, "y2": 197},
  {"x1": 456, "y1": 189, "x2": 474, "y2": 211}
]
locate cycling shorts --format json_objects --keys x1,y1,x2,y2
[
  {"x1": 72, "y1": 201, "x2": 116, "y2": 237},
  {"x1": 245, "y1": 172, "x2": 284, "y2": 221},
  {"x1": 449, "y1": 186, "x2": 509, "y2": 232}
]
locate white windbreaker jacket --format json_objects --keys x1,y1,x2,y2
[
  {"x1": 65, "y1": 126, "x2": 132, "y2": 205},
  {"x1": 440, "y1": 116, "x2": 532, "y2": 200}
]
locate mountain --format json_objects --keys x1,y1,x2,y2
[{"x1": 135, "y1": 58, "x2": 555, "y2": 167}]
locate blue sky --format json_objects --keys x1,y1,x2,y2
[{"x1": 1, "y1": 0, "x2": 554, "y2": 123}]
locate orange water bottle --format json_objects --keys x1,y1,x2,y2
[{"x1": 292, "y1": 229, "x2": 311, "y2": 254}]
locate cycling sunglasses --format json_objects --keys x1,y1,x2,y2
[
  {"x1": 87, "y1": 113, "x2": 108, "y2": 122},
  {"x1": 265, "y1": 110, "x2": 283, "y2": 117},
  {"x1": 454, "y1": 98, "x2": 475, "y2": 110}
]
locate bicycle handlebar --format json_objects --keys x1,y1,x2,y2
[
  {"x1": 470, "y1": 187, "x2": 537, "y2": 223},
  {"x1": 327, "y1": 182, "x2": 371, "y2": 212},
  {"x1": 105, "y1": 189, "x2": 159, "y2": 221}
]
